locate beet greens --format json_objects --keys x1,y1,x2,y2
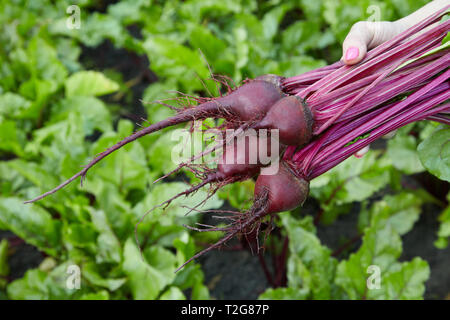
[{"x1": 25, "y1": 5, "x2": 450, "y2": 270}]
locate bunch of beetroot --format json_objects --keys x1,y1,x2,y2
[{"x1": 26, "y1": 6, "x2": 450, "y2": 270}]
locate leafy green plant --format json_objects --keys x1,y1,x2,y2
[{"x1": 0, "y1": 0, "x2": 447, "y2": 300}]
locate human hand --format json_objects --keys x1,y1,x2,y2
[
  {"x1": 341, "y1": 0, "x2": 449, "y2": 157},
  {"x1": 342, "y1": 0, "x2": 449, "y2": 65}
]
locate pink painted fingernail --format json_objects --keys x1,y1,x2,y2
[
  {"x1": 354, "y1": 145, "x2": 370, "y2": 159},
  {"x1": 345, "y1": 47, "x2": 359, "y2": 61}
]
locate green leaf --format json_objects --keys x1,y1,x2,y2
[
  {"x1": 132, "y1": 182, "x2": 223, "y2": 228},
  {"x1": 0, "y1": 197, "x2": 61, "y2": 256},
  {"x1": 7, "y1": 160, "x2": 69, "y2": 201},
  {"x1": 147, "y1": 130, "x2": 184, "y2": 176},
  {"x1": 87, "y1": 208, "x2": 122, "y2": 264},
  {"x1": 370, "y1": 258, "x2": 429, "y2": 300},
  {"x1": 278, "y1": 56, "x2": 326, "y2": 78},
  {"x1": 259, "y1": 287, "x2": 309, "y2": 300},
  {"x1": 18, "y1": 78, "x2": 57, "y2": 119},
  {"x1": 358, "y1": 192, "x2": 422, "y2": 236},
  {"x1": 122, "y1": 238, "x2": 177, "y2": 300},
  {"x1": 142, "y1": 81, "x2": 180, "y2": 122},
  {"x1": 75, "y1": 12, "x2": 136, "y2": 49},
  {"x1": 159, "y1": 287, "x2": 186, "y2": 300},
  {"x1": 62, "y1": 222, "x2": 97, "y2": 253},
  {"x1": 107, "y1": 0, "x2": 152, "y2": 25},
  {"x1": 281, "y1": 21, "x2": 334, "y2": 55},
  {"x1": 435, "y1": 192, "x2": 450, "y2": 249},
  {"x1": 0, "y1": 239, "x2": 9, "y2": 278},
  {"x1": 79, "y1": 290, "x2": 110, "y2": 300},
  {"x1": 82, "y1": 178, "x2": 133, "y2": 237},
  {"x1": 7, "y1": 269, "x2": 49, "y2": 300},
  {"x1": 189, "y1": 25, "x2": 228, "y2": 64},
  {"x1": 82, "y1": 263, "x2": 126, "y2": 291},
  {"x1": 65, "y1": 71, "x2": 120, "y2": 97},
  {"x1": 50, "y1": 96, "x2": 112, "y2": 134},
  {"x1": 310, "y1": 150, "x2": 390, "y2": 224},
  {"x1": 143, "y1": 36, "x2": 210, "y2": 91},
  {"x1": 0, "y1": 92, "x2": 32, "y2": 119},
  {"x1": 336, "y1": 203, "x2": 429, "y2": 300},
  {"x1": 7, "y1": 263, "x2": 77, "y2": 300},
  {"x1": 218, "y1": 180, "x2": 254, "y2": 210},
  {"x1": 90, "y1": 119, "x2": 150, "y2": 188},
  {"x1": 172, "y1": 233, "x2": 210, "y2": 299},
  {"x1": 417, "y1": 126, "x2": 450, "y2": 182},
  {"x1": 191, "y1": 282, "x2": 210, "y2": 300},
  {"x1": 443, "y1": 31, "x2": 450, "y2": 45},
  {"x1": 261, "y1": 4, "x2": 291, "y2": 41},
  {"x1": 0, "y1": 119, "x2": 26, "y2": 156},
  {"x1": 311, "y1": 151, "x2": 390, "y2": 203},
  {"x1": 336, "y1": 215, "x2": 402, "y2": 299},
  {"x1": 387, "y1": 134, "x2": 424, "y2": 174},
  {"x1": 26, "y1": 36, "x2": 68, "y2": 88},
  {"x1": 279, "y1": 215, "x2": 338, "y2": 299}
]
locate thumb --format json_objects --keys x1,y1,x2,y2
[{"x1": 342, "y1": 21, "x2": 399, "y2": 65}]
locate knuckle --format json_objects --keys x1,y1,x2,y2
[
  {"x1": 351, "y1": 21, "x2": 368, "y2": 32},
  {"x1": 366, "y1": 21, "x2": 393, "y2": 48}
]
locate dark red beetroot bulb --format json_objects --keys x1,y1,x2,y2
[
  {"x1": 219, "y1": 78, "x2": 286, "y2": 121},
  {"x1": 216, "y1": 135, "x2": 278, "y2": 178},
  {"x1": 254, "y1": 96, "x2": 313, "y2": 146},
  {"x1": 254, "y1": 161, "x2": 309, "y2": 215}
]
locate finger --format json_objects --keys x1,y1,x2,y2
[
  {"x1": 354, "y1": 145, "x2": 370, "y2": 158},
  {"x1": 342, "y1": 21, "x2": 370, "y2": 65},
  {"x1": 342, "y1": 21, "x2": 399, "y2": 65}
]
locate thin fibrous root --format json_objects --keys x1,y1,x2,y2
[
  {"x1": 24, "y1": 102, "x2": 223, "y2": 204},
  {"x1": 134, "y1": 169, "x2": 252, "y2": 258},
  {"x1": 152, "y1": 122, "x2": 251, "y2": 184},
  {"x1": 175, "y1": 193, "x2": 269, "y2": 272}
]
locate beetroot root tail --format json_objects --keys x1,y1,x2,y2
[
  {"x1": 175, "y1": 199, "x2": 269, "y2": 273},
  {"x1": 24, "y1": 102, "x2": 221, "y2": 204}
]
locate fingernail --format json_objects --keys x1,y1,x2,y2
[
  {"x1": 345, "y1": 47, "x2": 359, "y2": 61},
  {"x1": 354, "y1": 145, "x2": 370, "y2": 159}
]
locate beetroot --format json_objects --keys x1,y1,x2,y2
[
  {"x1": 255, "y1": 162, "x2": 309, "y2": 215},
  {"x1": 216, "y1": 134, "x2": 280, "y2": 178},
  {"x1": 254, "y1": 96, "x2": 313, "y2": 146}
]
